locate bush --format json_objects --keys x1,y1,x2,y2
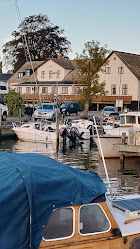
[{"x1": 77, "y1": 98, "x2": 86, "y2": 110}]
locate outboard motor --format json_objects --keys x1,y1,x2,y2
[
  {"x1": 59, "y1": 127, "x2": 69, "y2": 138},
  {"x1": 69, "y1": 127, "x2": 84, "y2": 141}
]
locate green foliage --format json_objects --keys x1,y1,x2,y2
[
  {"x1": 2, "y1": 14, "x2": 71, "y2": 72},
  {"x1": 75, "y1": 40, "x2": 109, "y2": 114},
  {"x1": 77, "y1": 98, "x2": 86, "y2": 110},
  {"x1": 3, "y1": 90, "x2": 24, "y2": 116}
]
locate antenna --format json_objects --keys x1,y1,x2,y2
[{"x1": 15, "y1": 0, "x2": 42, "y2": 107}]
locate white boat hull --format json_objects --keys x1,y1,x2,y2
[
  {"x1": 94, "y1": 135, "x2": 122, "y2": 158},
  {"x1": 13, "y1": 127, "x2": 56, "y2": 143}
]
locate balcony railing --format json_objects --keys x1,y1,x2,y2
[{"x1": 21, "y1": 94, "x2": 132, "y2": 104}]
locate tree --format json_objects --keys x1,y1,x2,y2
[
  {"x1": 75, "y1": 41, "x2": 109, "y2": 115},
  {"x1": 3, "y1": 90, "x2": 24, "y2": 116},
  {"x1": 2, "y1": 14, "x2": 71, "y2": 72}
]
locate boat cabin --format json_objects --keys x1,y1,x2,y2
[
  {"x1": 0, "y1": 152, "x2": 140, "y2": 249},
  {"x1": 120, "y1": 112, "x2": 140, "y2": 128}
]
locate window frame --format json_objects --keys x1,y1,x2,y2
[
  {"x1": 78, "y1": 203, "x2": 111, "y2": 236},
  {"x1": 49, "y1": 71, "x2": 54, "y2": 79},
  {"x1": 118, "y1": 67, "x2": 124, "y2": 74},
  {"x1": 42, "y1": 206, "x2": 75, "y2": 242},
  {"x1": 26, "y1": 69, "x2": 30, "y2": 77},
  {"x1": 41, "y1": 71, "x2": 45, "y2": 79},
  {"x1": 18, "y1": 72, "x2": 23, "y2": 78},
  {"x1": 111, "y1": 84, "x2": 116, "y2": 95},
  {"x1": 26, "y1": 87, "x2": 31, "y2": 94},
  {"x1": 105, "y1": 67, "x2": 111, "y2": 74},
  {"x1": 17, "y1": 87, "x2": 22, "y2": 93},
  {"x1": 57, "y1": 70, "x2": 61, "y2": 78},
  {"x1": 130, "y1": 237, "x2": 140, "y2": 249},
  {"x1": 62, "y1": 86, "x2": 68, "y2": 94},
  {"x1": 42, "y1": 87, "x2": 48, "y2": 94},
  {"x1": 122, "y1": 84, "x2": 128, "y2": 95}
]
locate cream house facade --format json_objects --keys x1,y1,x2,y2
[
  {"x1": 99, "y1": 51, "x2": 140, "y2": 110},
  {"x1": 7, "y1": 57, "x2": 80, "y2": 104}
]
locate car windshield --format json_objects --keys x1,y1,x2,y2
[
  {"x1": 39, "y1": 104, "x2": 53, "y2": 110},
  {"x1": 60, "y1": 103, "x2": 70, "y2": 108},
  {"x1": 104, "y1": 107, "x2": 115, "y2": 112}
]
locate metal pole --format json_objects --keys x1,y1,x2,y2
[
  {"x1": 93, "y1": 116, "x2": 112, "y2": 196},
  {"x1": 0, "y1": 109, "x2": 2, "y2": 136},
  {"x1": 56, "y1": 71, "x2": 59, "y2": 154}
]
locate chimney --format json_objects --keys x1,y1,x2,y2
[{"x1": 57, "y1": 55, "x2": 63, "y2": 60}]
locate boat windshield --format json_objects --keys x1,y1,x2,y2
[
  {"x1": 126, "y1": 116, "x2": 136, "y2": 124},
  {"x1": 39, "y1": 104, "x2": 53, "y2": 110},
  {"x1": 43, "y1": 207, "x2": 73, "y2": 241},
  {"x1": 60, "y1": 103, "x2": 70, "y2": 108}
]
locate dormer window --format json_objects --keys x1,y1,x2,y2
[
  {"x1": 26, "y1": 69, "x2": 30, "y2": 77},
  {"x1": 18, "y1": 72, "x2": 23, "y2": 78}
]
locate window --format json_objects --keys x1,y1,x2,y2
[
  {"x1": 43, "y1": 207, "x2": 74, "y2": 241},
  {"x1": 118, "y1": 67, "x2": 124, "y2": 74},
  {"x1": 0, "y1": 86, "x2": 6, "y2": 90},
  {"x1": 53, "y1": 86, "x2": 58, "y2": 94},
  {"x1": 111, "y1": 84, "x2": 116, "y2": 95},
  {"x1": 120, "y1": 116, "x2": 125, "y2": 125},
  {"x1": 49, "y1": 71, "x2": 54, "y2": 79},
  {"x1": 105, "y1": 67, "x2": 111, "y2": 74},
  {"x1": 79, "y1": 204, "x2": 111, "y2": 235},
  {"x1": 126, "y1": 116, "x2": 136, "y2": 124},
  {"x1": 122, "y1": 84, "x2": 128, "y2": 95},
  {"x1": 130, "y1": 237, "x2": 140, "y2": 249},
  {"x1": 26, "y1": 87, "x2": 31, "y2": 94},
  {"x1": 41, "y1": 71, "x2": 45, "y2": 79},
  {"x1": 42, "y1": 87, "x2": 48, "y2": 94},
  {"x1": 18, "y1": 72, "x2": 23, "y2": 78},
  {"x1": 17, "y1": 87, "x2": 22, "y2": 93},
  {"x1": 26, "y1": 69, "x2": 30, "y2": 77},
  {"x1": 57, "y1": 70, "x2": 60, "y2": 78},
  {"x1": 62, "y1": 87, "x2": 68, "y2": 94}
]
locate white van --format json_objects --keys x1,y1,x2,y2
[{"x1": 0, "y1": 81, "x2": 9, "y2": 121}]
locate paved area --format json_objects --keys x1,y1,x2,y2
[{"x1": 6, "y1": 111, "x2": 101, "y2": 123}]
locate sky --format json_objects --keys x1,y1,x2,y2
[{"x1": 1, "y1": 0, "x2": 140, "y2": 72}]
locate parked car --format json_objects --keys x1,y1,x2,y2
[
  {"x1": 0, "y1": 96, "x2": 8, "y2": 121},
  {"x1": 0, "y1": 81, "x2": 9, "y2": 121},
  {"x1": 60, "y1": 102, "x2": 81, "y2": 116},
  {"x1": 101, "y1": 106, "x2": 116, "y2": 118},
  {"x1": 34, "y1": 103, "x2": 60, "y2": 121}
]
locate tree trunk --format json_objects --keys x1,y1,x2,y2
[{"x1": 83, "y1": 98, "x2": 89, "y2": 116}]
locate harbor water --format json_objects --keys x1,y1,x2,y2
[{"x1": 0, "y1": 137, "x2": 140, "y2": 196}]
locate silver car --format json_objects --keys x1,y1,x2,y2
[{"x1": 34, "y1": 103, "x2": 60, "y2": 121}]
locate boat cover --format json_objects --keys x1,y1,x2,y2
[{"x1": 0, "y1": 152, "x2": 106, "y2": 249}]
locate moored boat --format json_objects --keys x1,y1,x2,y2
[{"x1": 1, "y1": 152, "x2": 140, "y2": 249}]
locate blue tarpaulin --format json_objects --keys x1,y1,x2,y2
[{"x1": 0, "y1": 152, "x2": 107, "y2": 249}]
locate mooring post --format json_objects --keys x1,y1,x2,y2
[
  {"x1": 120, "y1": 154, "x2": 125, "y2": 172},
  {"x1": 0, "y1": 108, "x2": 2, "y2": 137},
  {"x1": 121, "y1": 132, "x2": 126, "y2": 144}
]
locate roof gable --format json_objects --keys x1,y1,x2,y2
[
  {"x1": 46, "y1": 58, "x2": 76, "y2": 70},
  {"x1": 108, "y1": 51, "x2": 140, "y2": 79}
]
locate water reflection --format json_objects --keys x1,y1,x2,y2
[{"x1": 0, "y1": 138, "x2": 140, "y2": 196}]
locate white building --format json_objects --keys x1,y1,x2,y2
[
  {"x1": 7, "y1": 57, "x2": 80, "y2": 105},
  {"x1": 99, "y1": 51, "x2": 140, "y2": 111}
]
